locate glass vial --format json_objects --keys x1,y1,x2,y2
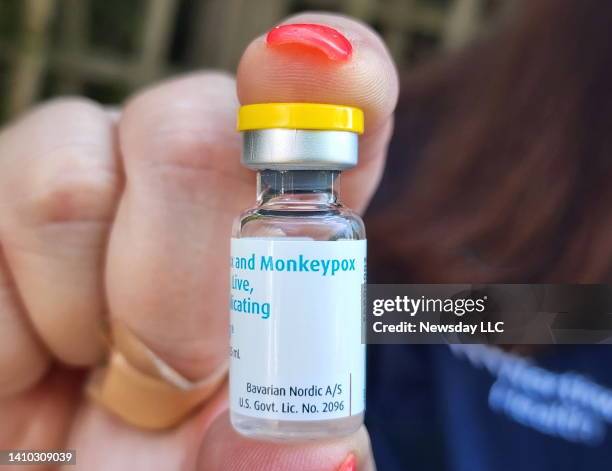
[{"x1": 230, "y1": 103, "x2": 366, "y2": 440}]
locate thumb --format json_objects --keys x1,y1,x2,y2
[
  {"x1": 238, "y1": 12, "x2": 399, "y2": 212},
  {"x1": 198, "y1": 412, "x2": 374, "y2": 471}
]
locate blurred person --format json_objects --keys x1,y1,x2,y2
[
  {"x1": 1, "y1": 1, "x2": 612, "y2": 471},
  {"x1": 366, "y1": 0, "x2": 612, "y2": 469}
]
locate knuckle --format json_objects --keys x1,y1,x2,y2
[
  {"x1": 38, "y1": 96, "x2": 102, "y2": 114},
  {"x1": 144, "y1": 126, "x2": 239, "y2": 173},
  {"x1": 0, "y1": 98, "x2": 105, "y2": 159},
  {"x1": 1, "y1": 97, "x2": 120, "y2": 227},
  {"x1": 27, "y1": 151, "x2": 119, "y2": 226},
  {"x1": 120, "y1": 72, "x2": 240, "y2": 170},
  {"x1": 24, "y1": 97, "x2": 107, "y2": 132}
]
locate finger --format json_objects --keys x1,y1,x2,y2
[
  {"x1": 0, "y1": 369, "x2": 82, "y2": 451},
  {"x1": 198, "y1": 412, "x2": 375, "y2": 471},
  {"x1": 107, "y1": 73, "x2": 246, "y2": 380},
  {"x1": 237, "y1": 12, "x2": 399, "y2": 212},
  {"x1": 64, "y1": 384, "x2": 229, "y2": 470},
  {"x1": 0, "y1": 98, "x2": 120, "y2": 366},
  {"x1": 0, "y1": 251, "x2": 49, "y2": 397}
]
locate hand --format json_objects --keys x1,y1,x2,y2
[{"x1": 0, "y1": 13, "x2": 398, "y2": 471}]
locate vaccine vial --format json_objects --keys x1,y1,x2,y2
[{"x1": 229, "y1": 103, "x2": 366, "y2": 440}]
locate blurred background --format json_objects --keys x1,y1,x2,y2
[
  {"x1": 0, "y1": 0, "x2": 509, "y2": 123},
  {"x1": 4, "y1": 2, "x2": 612, "y2": 469}
]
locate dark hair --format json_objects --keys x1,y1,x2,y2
[{"x1": 368, "y1": 0, "x2": 612, "y2": 283}]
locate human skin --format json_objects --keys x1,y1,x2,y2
[{"x1": 0, "y1": 12, "x2": 398, "y2": 471}]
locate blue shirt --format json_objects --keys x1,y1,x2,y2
[{"x1": 366, "y1": 345, "x2": 612, "y2": 470}]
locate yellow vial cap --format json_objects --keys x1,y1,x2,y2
[{"x1": 237, "y1": 103, "x2": 364, "y2": 134}]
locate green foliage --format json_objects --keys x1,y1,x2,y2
[
  {"x1": 87, "y1": 0, "x2": 146, "y2": 56},
  {"x1": 0, "y1": 0, "x2": 22, "y2": 41},
  {"x1": 0, "y1": 0, "x2": 492, "y2": 123}
]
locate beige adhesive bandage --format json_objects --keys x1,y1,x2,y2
[{"x1": 87, "y1": 322, "x2": 228, "y2": 430}]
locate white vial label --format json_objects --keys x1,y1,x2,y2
[{"x1": 229, "y1": 238, "x2": 366, "y2": 421}]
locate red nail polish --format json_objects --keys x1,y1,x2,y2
[
  {"x1": 337, "y1": 453, "x2": 357, "y2": 471},
  {"x1": 266, "y1": 23, "x2": 352, "y2": 61}
]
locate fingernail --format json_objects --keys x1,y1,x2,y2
[
  {"x1": 266, "y1": 23, "x2": 352, "y2": 61},
  {"x1": 337, "y1": 453, "x2": 357, "y2": 471}
]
